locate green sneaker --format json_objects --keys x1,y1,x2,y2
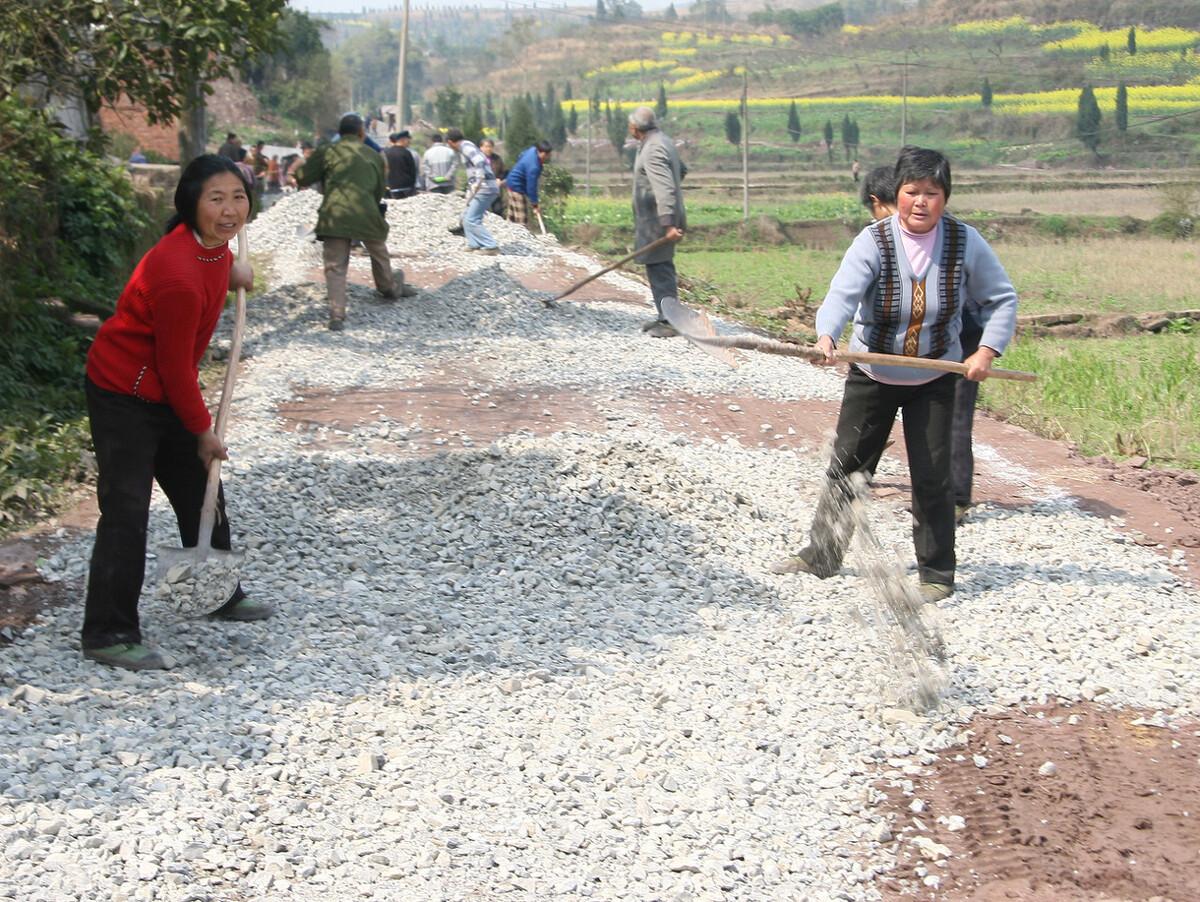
[
  {"x1": 83, "y1": 643, "x2": 168, "y2": 671},
  {"x1": 209, "y1": 596, "x2": 273, "y2": 622},
  {"x1": 918, "y1": 582, "x2": 955, "y2": 603}
]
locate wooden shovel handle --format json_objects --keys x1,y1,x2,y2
[
  {"x1": 693, "y1": 334, "x2": 1037, "y2": 382},
  {"x1": 197, "y1": 229, "x2": 249, "y2": 551},
  {"x1": 552, "y1": 234, "x2": 676, "y2": 302}
]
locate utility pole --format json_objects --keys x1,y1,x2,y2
[
  {"x1": 900, "y1": 48, "x2": 908, "y2": 148},
  {"x1": 585, "y1": 104, "x2": 592, "y2": 196},
  {"x1": 741, "y1": 67, "x2": 750, "y2": 221},
  {"x1": 396, "y1": 0, "x2": 411, "y2": 127}
]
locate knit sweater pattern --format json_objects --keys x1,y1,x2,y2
[
  {"x1": 87, "y1": 224, "x2": 232, "y2": 433},
  {"x1": 815, "y1": 214, "x2": 1018, "y2": 385}
]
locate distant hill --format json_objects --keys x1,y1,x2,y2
[{"x1": 912, "y1": 0, "x2": 1200, "y2": 28}]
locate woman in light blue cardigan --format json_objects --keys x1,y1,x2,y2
[{"x1": 772, "y1": 147, "x2": 1018, "y2": 601}]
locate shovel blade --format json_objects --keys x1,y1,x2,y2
[
  {"x1": 661, "y1": 297, "x2": 740, "y2": 369},
  {"x1": 154, "y1": 546, "x2": 244, "y2": 618}
]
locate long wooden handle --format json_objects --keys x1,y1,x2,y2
[
  {"x1": 535, "y1": 209, "x2": 548, "y2": 236},
  {"x1": 693, "y1": 334, "x2": 1038, "y2": 382},
  {"x1": 552, "y1": 234, "x2": 675, "y2": 302},
  {"x1": 197, "y1": 229, "x2": 249, "y2": 551}
]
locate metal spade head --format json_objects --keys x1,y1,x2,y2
[
  {"x1": 661, "y1": 297, "x2": 740, "y2": 369},
  {"x1": 154, "y1": 545, "x2": 244, "y2": 618}
]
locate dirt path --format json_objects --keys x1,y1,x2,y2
[{"x1": 4, "y1": 252, "x2": 1198, "y2": 900}]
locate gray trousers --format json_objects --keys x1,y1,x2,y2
[
  {"x1": 645, "y1": 260, "x2": 677, "y2": 319},
  {"x1": 321, "y1": 237, "x2": 396, "y2": 320}
]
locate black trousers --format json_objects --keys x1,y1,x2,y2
[
  {"x1": 799, "y1": 366, "x2": 958, "y2": 586},
  {"x1": 862, "y1": 374, "x2": 980, "y2": 506},
  {"x1": 82, "y1": 378, "x2": 240, "y2": 649}
]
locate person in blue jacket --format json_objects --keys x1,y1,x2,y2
[{"x1": 504, "y1": 140, "x2": 552, "y2": 230}]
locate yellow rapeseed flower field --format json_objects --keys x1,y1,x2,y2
[
  {"x1": 1045, "y1": 26, "x2": 1200, "y2": 54},
  {"x1": 585, "y1": 59, "x2": 676, "y2": 78},
  {"x1": 560, "y1": 83, "x2": 1200, "y2": 115}
]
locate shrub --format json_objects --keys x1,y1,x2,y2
[{"x1": 0, "y1": 98, "x2": 150, "y2": 532}]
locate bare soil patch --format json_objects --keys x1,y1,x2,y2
[
  {"x1": 876, "y1": 703, "x2": 1200, "y2": 901},
  {"x1": 0, "y1": 493, "x2": 97, "y2": 643},
  {"x1": 512, "y1": 262, "x2": 652, "y2": 305}
]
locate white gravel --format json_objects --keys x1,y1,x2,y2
[{"x1": 5, "y1": 189, "x2": 1200, "y2": 900}]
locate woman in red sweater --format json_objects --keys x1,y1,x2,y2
[{"x1": 83, "y1": 154, "x2": 270, "y2": 671}]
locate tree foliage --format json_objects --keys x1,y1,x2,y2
[
  {"x1": 0, "y1": 0, "x2": 286, "y2": 125},
  {"x1": 724, "y1": 110, "x2": 741, "y2": 146},
  {"x1": 606, "y1": 103, "x2": 627, "y2": 155},
  {"x1": 749, "y1": 2, "x2": 842, "y2": 36},
  {"x1": 1127, "y1": 26, "x2": 1137, "y2": 55},
  {"x1": 463, "y1": 98, "x2": 484, "y2": 145},
  {"x1": 981, "y1": 77, "x2": 993, "y2": 108},
  {"x1": 823, "y1": 119, "x2": 835, "y2": 162},
  {"x1": 1115, "y1": 81, "x2": 1129, "y2": 132},
  {"x1": 687, "y1": 0, "x2": 730, "y2": 24},
  {"x1": 242, "y1": 9, "x2": 341, "y2": 131},
  {"x1": 787, "y1": 100, "x2": 801, "y2": 142},
  {"x1": 1076, "y1": 85, "x2": 1102, "y2": 154},
  {"x1": 339, "y1": 24, "x2": 427, "y2": 117},
  {"x1": 655, "y1": 83, "x2": 669, "y2": 121},
  {"x1": 435, "y1": 85, "x2": 464, "y2": 126},
  {"x1": 504, "y1": 96, "x2": 540, "y2": 154}
]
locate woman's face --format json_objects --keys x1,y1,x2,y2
[
  {"x1": 896, "y1": 178, "x2": 946, "y2": 234},
  {"x1": 194, "y1": 172, "x2": 249, "y2": 247}
]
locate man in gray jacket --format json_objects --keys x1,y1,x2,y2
[{"x1": 629, "y1": 106, "x2": 686, "y2": 337}]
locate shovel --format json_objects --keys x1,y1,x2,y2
[
  {"x1": 662, "y1": 297, "x2": 1038, "y2": 382},
  {"x1": 533, "y1": 208, "x2": 556, "y2": 243},
  {"x1": 154, "y1": 229, "x2": 250, "y2": 617},
  {"x1": 548, "y1": 234, "x2": 676, "y2": 307}
]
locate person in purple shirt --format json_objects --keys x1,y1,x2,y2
[{"x1": 504, "y1": 140, "x2": 552, "y2": 230}]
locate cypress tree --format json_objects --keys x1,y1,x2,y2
[
  {"x1": 1076, "y1": 85, "x2": 1102, "y2": 155},
  {"x1": 567, "y1": 105, "x2": 578, "y2": 135},
  {"x1": 463, "y1": 98, "x2": 485, "y2": 145},
  {"x1": 1115, "y1": 81, "x2": 1128, "y2": 132},
  {"x1": 823, "y1": 119, "x2": 834, "y2": 163},
  {"x1": 981, "y1": 77, "x2": 993, "y2": 108},
  {"x1": 550, "y1": 103, "x2": 568, "y2": 150},
  {"x1": 665, "y1": 2, "x2": 677, "y2": 20},
  {"x1": 655, "y1": 83, "x2": 668, "y2": 121},
  {"x1": 596, "y1": 0, "x2": 606, "y2": 19},
  {"x1": 724, "y1": 110, "x2": 741, "y2": 145},
  {"x1": 506, "y1": 97, "x2": 540, "y2": 153},
  {"x1": 787, "y1": 99, "x2": 801, "y2": 142},
  {"x1": 1099, "y1": 43, "x2": 1110, "y2": 62},
  {"x1": 484, "y1": 92, "x2": 496, "y2": 128},
  {"x1": 607, "y1": 103, "x2": 626, "y2": 155},
  {"x1": 1127, "y1": 26, "x2": 1136, "y2": 55}
]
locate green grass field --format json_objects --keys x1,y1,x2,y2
[
  {"x1": 678, "y1": 237, "x2": 1200, "y2": 318},
  {"x1": 980, "y1": 332, "x2": 1200, "y2": 468}
]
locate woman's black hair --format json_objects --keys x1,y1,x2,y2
[
  {"x1": 165, "y1": 154, "x2": 245, "y2": 235},
  {"x1": 893, "y1": 145, "x2": 952, "y2": 199},
  {"x1": 860, "y1": 165, "x2": 897, "y2": 211}
]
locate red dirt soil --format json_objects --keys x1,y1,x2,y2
[{"x1": 876, "y1": 703, "x2": 1200, "y2": 901}]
